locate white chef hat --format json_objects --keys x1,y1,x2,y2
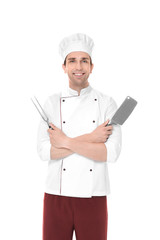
[{"x1": 59, "y1": 33, "x2": 94, "y2": 61}]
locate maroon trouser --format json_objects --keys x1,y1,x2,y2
[{"x1": 43, "y1": 193, "x2": 108, "y2": 240}]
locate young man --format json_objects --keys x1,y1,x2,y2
[{"x1": 37, "y1": 33, "x2": 122, "y2": 240}]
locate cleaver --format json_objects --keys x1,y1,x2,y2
[{"x1": 106, "y1": 96, "x2": 138, "y2": 126}]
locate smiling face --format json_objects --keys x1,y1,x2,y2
[{"x1": 62, "y1": 51, "x2": 94, "y2": 91}]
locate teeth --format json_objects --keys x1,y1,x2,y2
[{"x1": 74, "y1": 73, "x2": 83, "y2": 76}]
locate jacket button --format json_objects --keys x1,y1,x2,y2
[
  {"x1": 93, "y1": 120, "x2": 95, "y2": 123},
  {"x1": 94, "y1": 98, "x2": 97, "y2": 101},
  {"x1": 90, "y1": 169, "x2": 92, "y2": 171},
  {"x1": 62, "y1": 99, "x2": 65, "y2": 102},
  {"x1": 63, "y1": 168, "x2": 66, "y2": 171},
  {"x1": 63, "y1": 121, "x2": 66, "y2": 124}
]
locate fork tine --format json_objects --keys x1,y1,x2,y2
[
  {"x1": 34, "y1": 96, "x2": 49, "y2": 121},
  {"x1": 31, "y1": 97, "x2": 47, "y2": 122},
  {"x1": 31, "y1": 97, "x2": 53, "y2": 129}
]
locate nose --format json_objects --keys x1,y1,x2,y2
[{"x1": 75, "y1": 61, "x2": 82, "y2": 70}]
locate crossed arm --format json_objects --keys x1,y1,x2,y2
[{"x1": 48, "y1": 120, "x2": 113, "y2": 162}]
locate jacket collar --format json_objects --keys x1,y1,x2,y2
[{"x1": 61, "y1": 84, "x2": 92, "y2": 97}]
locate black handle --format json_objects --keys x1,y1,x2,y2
[
  {"x1": 105, "y1": 123, "x2": 112, "y2": 127},
  {"x1": 49, "y1": 125, "x2": 54, "y2": 130}
]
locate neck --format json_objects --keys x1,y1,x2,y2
[{"x1": 69, "y1": 82, "x2": 89, "y2": 95}]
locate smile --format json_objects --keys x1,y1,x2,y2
[{"x1": 73, "y1": 73, "x2": 85, "y2": 76}]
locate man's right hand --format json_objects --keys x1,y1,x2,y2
[{"x1": 90, "y1": 120, "x2": 113, "y2": 143}]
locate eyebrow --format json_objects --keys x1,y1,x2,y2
[{"x1": 67, "y1": 57, "x2": 90, "y2": 61}]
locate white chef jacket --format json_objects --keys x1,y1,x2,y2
[{"x1": 37, "y1": 85, "x2": 122, "y2": 198}]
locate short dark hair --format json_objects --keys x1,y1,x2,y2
[{"x1": 63, "y1": 56, "x2": 93, "y2": 66}]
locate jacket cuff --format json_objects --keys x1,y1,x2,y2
[
  {"x1": 105, "y1": 140, "x2": 121, "y2": 163},
  {"x1": 38, "y1": 142, "x2": 51, "y2": 161}
]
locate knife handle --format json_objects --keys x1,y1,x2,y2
[{"x1": 105, "y1": 123, "x2": 112, "y2": 127}]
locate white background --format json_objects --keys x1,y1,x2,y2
[{"x1": 0, "y1": 0, "x2": 160, "y2": 239}]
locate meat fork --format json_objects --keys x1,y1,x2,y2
[{"x1": 31, "y1": 96, "x2": 54, "y2": 130}]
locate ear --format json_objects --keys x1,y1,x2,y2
[
  {"x1": 62, "y1": 64, "x2": 67, "y2": 73},
  {"x1": 90, "y1": 63, "x2": 94, "y2": 73}
]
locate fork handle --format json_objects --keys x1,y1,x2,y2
[{"x1": 49, "y1": 126, "x2": 54, "y2": 130}]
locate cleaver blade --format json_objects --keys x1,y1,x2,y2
[{"x1": 108, "y1": 96, "x2": 138, "y2": 126}]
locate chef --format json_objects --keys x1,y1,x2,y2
[{"x1": 37, "y1": 33, "x2": 122, "y2": 240}]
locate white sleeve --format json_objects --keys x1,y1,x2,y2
[
  {"x1": 104, "y1": 97, "x2": 122, "y2": 163},
  {"x1": 37, "y1": 99, "x2": 51, "y2": 161}
]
